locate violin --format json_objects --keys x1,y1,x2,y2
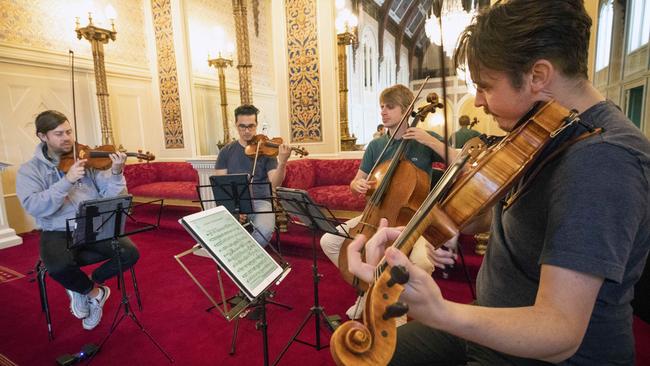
[
  {"x1": 330, "y1": 100, "x2": 580, "y2": 366},
  {"x1": 59, "y1": 142, "x2": 155, "y2": 173},
  {"x1": 244, "y1": 134, "x2": 308, "y2": 158}
]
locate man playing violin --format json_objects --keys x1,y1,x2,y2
[
  {"x1": 346, "y1": 1, "x2": 650, "y2": 365},
  {"x1": 321, "y1": 84, "x2": 459, "y2": 320},
  {"x1": 214, "y1": 104, "x2": 291, "y2": 247},
  {"x1": 16, "y1": 110, "x2": 140, "y2": 331}
]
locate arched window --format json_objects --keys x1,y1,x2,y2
[
  {"x1": 399, "y1": 50, "x2": 409, "y2": 85},
  {"x1": 595, "y1": 0, "x2": 614, "y2": 70},
  {"x1": 361, "y1": 28, "x2": 377, "y2": 91},
  {"x1": 384, "y1": 44, "x2": 395, "y2": 87},
  {"x1": 627, "y1": 0, "x2": 650, "y2": 53}
]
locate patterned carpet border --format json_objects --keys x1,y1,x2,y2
[{"x1": 0, "y1": 265, "x2": 24, "y2": 284}]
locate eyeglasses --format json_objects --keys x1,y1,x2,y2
[{"x1": 237, "y1": 124, "x2": 257, "y2": 131}]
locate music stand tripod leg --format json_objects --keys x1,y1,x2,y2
[
  {"x1": 272, "y1": 223, "x2": 332, "y2": 366},
  {"x1": 87, "y1": 205, "x2": 174, "y2": 365},
  {"x1": 230, "y1": 318, "x2": 239, "y2": 355}
]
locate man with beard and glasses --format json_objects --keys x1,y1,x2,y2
[{"x1": 16, "y1": 110, "x2": 140, "y2": 331}]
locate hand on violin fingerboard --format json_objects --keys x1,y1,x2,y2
[
  {"x1": 278, "y1": 144, "x2": 291, "y2": 164},
  {"x1": 403, "y1": 127, "x2": 432, "y2": 144},
  {"x1": 65, "y1": 159, "x2": 87, "y2": 183},
  {"x1": 383, "y1": 246, "x2": 446, "y2": 326},
  {"x1": 109, "y1": 151, "x2": 127, "y2": 174},
  {"x1": 350, "y1": 178, "x2": 375, "y2": 195}
]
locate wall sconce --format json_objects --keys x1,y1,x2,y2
[
  {"x1": 336, "y1": 7, "x2": 358, "y2": 151},
  {"x1": 75, "y1": 4, "x2": 117, "y2": 145},
  {"x1": 208, "y1": 51, "x2": 234, "y2": 149}
]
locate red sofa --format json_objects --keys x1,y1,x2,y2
[
  {"x1": 281, "y1": 158, "x2": 366, "y2": 216},
  {"x1": 123, "y1": 162, "x2": 199, "y2": 203}
]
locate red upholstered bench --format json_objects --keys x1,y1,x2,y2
[
  {"x1": 281, "y1": 158, "x2": 365, "y2": 219},
  {"x1": 124, "y1": 162, "x2": 199, "y2": 206}
]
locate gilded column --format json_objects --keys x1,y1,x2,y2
[
  {"x1": 232, "y1": 0, "x2": 253, "y2": 105},
  {"x1": 76, "y1": 17, "x2": 117, "y2": 145},
  {"x1": 208, "y1": 56, "x2": 234, "y2": 146},
  {"x1": 337, "y1": 32, "x2": 357, "y2": 150}
]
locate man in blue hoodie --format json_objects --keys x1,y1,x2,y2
[{"x1": 16, "y1": 110, "x2": 140, "y2": 331}]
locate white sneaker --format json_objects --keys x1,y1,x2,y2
[
  {"x1": 83, "y1": 286, "x2": 110, "y2": 330},
  {"x1": 66, "y1": 289, "x2": 89, "y2": 319}
]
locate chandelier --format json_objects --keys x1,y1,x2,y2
[{"x1": 424, "y1": 0, "x2": 475, "y2": 57}]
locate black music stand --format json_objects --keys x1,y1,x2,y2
[
  {"x1": 179, "y1": 206, "x2": 291, "y2": 366},
  {"x1": 272, "y1": 187, "x2": 349, "y2": 366},
  {"x1": 66, "y1": 195, "x2": 174, "y2": 364},
  {"x1": 196, "y1": 175, "x2": 292, "y2": 356}
]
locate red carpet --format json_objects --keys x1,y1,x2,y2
[{"x1": 0, "y1": 205, "x2": 648, "y2": 365}]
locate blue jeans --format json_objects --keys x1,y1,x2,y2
[
  {"x1": 249, "y1": 199, "x2": 275, "y2": 247},
  {"x1": 40, "y1": 231, "x2": 140, "y2": 294}
]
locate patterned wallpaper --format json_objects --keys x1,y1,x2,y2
[
  {"x1": 185, "y1": 0, "x2": 274, "y2": 91},
  {"x1": 151, "y1": 0, "x2": 184, "y2": 148},
  {"x1": 0, "y1": 0, "x2": 149, "y2": 67},
  {"x1": 286, "y1": 0, "x2": 322, "y2": 143},
  {"x1": 248, "y1": 0, "x2": 273, "y2": 91}
]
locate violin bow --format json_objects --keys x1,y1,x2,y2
[
  {"x1": 249, "y1": 138, "x2": 263, "y2": 184},
  {"x1": 69, "y1": 50, "x2": 79, "y2": 166},
  {"x1": 434, "y1": 0, "x2": 451, "y2": 166}
]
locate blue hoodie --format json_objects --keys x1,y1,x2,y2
[{"x1": 16, "y1": 142, "x2": 126, "y2": 231}]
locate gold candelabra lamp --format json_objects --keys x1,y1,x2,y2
[
  {"x1": 336, "y1": 8, "x2": 358, "y2": 151},
  {"x1": 75, "y1": 10, "x2": 117, "y2": 145},
  {"x1": 208, "y1": 53, "x2": 234, "y2": 148}
]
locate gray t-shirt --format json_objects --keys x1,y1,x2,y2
[
  {"x1": 360, "y1": 131, "x2": 445, "y2": 176},
  {"x1": 215, "y1": 141, "x2": 278, "y2": 199},
  {"x1": 476, "y1": 101, "x2": 650, "y2": 365}
]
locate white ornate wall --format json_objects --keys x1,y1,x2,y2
[
  {"x1": 346, "y1": 14, "x2": 411, "y2": 146},
  {"x1": 0, "y1": 0, "x2": 347, "y2": 233},
  {"x1": 0, "y1": 0, "x2": 184, "y2": 233},
  {"x1": 185, "y1": 0, "x2": 279, "y2": 156}
]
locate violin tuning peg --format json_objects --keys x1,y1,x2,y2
[
  {"x1": 386, "y1": 265, "x2": 409, "y2": 287},
  {"x1": 382, "y1": 302, "x2": 409, "y2": 320}
]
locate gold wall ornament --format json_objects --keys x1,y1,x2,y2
[
  {"x1": 208, "y1": 54, "x2": 234, "y2": 148},
  {"x1": 75, "y1": 14, "x2": 117, "y2": 145},
  {"x1": 151, "y1": 0, "x2": 185, "y2": 149},
  {"x1": 285, "y1": 0, "x2": 323, "y2": 143},
  {"x1": 337, "y1": 31, "x2": 357, "y2": 151},
  {"x1": 232, "y1": 0, "x2": 253, "y2": 105}
]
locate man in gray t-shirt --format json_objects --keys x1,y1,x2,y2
[
  {"x1": 344, "y1": 2, "x2": 650, "y2": 365},
  {"x1": 214, "y1": 104, "x2": 290, "y2": 247}
]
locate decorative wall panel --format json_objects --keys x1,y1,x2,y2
[
  {"x1": 0, "y1": 0, "x2": 148, "y2": 67},
  {"x1": 151, "y1": 0, "x2": 184, "y2": 148},
  {"x1": 285, "y1": 0, "x2": 322, "y2": 142},
  {"x1": 186, "y1": 0, "x2": 273, "y2": 89}
]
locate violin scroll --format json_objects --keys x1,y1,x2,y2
[
  {"x1": 469, "y1": 117, "x2": 479, "y2": 129},
  {"x1": 413, "y1": 93, "x2": 444, "y2": 122}
]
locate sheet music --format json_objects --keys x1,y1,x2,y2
[{"x1": 186, "y1": 209, "x2": 280, "y2": 296}]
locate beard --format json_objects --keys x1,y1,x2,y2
[{"x1": 49, "y1": 143, "x2": 72, "y2": 156}]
